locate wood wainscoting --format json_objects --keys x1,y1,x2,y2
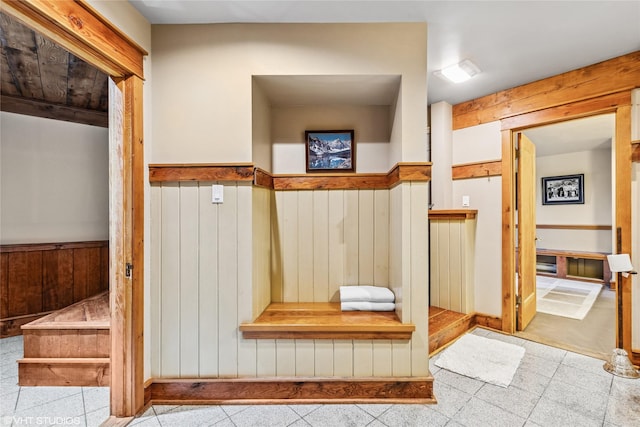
[{"x1": 0, "y1": 241, "x2": 109, "y2": 337}]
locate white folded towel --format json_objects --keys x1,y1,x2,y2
[
  {"x1": 341, "y1": 301, "x2": 396, "y2": 311},
  {"x1": 339, "y1": 285, "x2": 395, "y2": 303}
]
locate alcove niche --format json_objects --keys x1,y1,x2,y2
[{"x1": 245, "y1": 74, "x2": 427, "y2": 337}]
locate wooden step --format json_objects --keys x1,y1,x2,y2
[
  {"x1": 23, "y1": 328, "x2": 109, "y2": 358},
  {"x1": 18, "y1": 357, "x2": 110, "y2": 386}
]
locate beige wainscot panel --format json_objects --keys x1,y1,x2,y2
[
  {"x1": 274, "y1": 189, "x2": 392, "y2": 303},
  {"x1": 150, "y1": 182, "x2": 253, "y2": 378},
  {"x1": 429, "y1": 215, "x2": 476, "y2": 314}
]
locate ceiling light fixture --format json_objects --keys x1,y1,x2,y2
[{"x1": 434, "y1": 59, "x2": 481, "y2": 83}]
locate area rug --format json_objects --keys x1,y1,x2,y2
[
  {"x1": 536, "y1": 277, "x2": 602, "y2": 320},
  {"x1": 435, "y1": 333, "x2": 525, "y2": 388}
]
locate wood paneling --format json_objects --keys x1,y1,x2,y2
[
  {"x1": 147, "y1": 377, "x2": 434, "y2": 404},
  {"x1": 0, "y1": 241, "x2": 108, "y2": 337},
  {"x1": 2, "y1": 0, "x2": 146, "y2": 78},
  {"x1": 0, "y1": 95, "x2": 108, "y2": 127},
  {"x1": 453, "y1": 51, "x2": 640, "y2": 129},
  {"x1": 452, "y1": 160, "x2": 501, "y2": 180}
]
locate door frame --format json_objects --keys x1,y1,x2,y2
[
  {"x1": 2, "y1": 0, "x2": 147, "y2": 417},
  {"x1": 500, "y1": 92, "x2": 634, "y2": 358}
]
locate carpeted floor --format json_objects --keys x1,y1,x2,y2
[{"x1": 517, "y1": 277, "x2": 615, "y2": 360}]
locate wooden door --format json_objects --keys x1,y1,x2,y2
[{"x1": 517, "y1": 133, "x2": 537, "y2": 330}]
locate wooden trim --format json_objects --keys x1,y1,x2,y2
[
  {"x1": 633, "y1": 141, "x2": 640, "y2": 163},
  {"x1": 501, "y1": 129, "x2": 516, "y2": 334},
  {"x1": 453, "y1": 51, "x2": 640, "y2": 129},
  {"x1": 0, "y1": 240, "x2": 108, "y2": 253},
  {"x1": 272, "y1": 163, "x2": 431, "y2": 190},
  {"x1": 147, "y1": 377, "x2": 435, "y2": 404},
  {"x1": 473, "y1": 313, "x2": 502, "y2": 330},
  {"x1": 428, "y1": 210, "x2": 477, "y2": 220},
  {"x1": 500, "y1": 91, "x2": 632, "y2": 131},
  {"x1": 452, "y1": 160, "x2": 501, "y2": 180},
  {"x1": 0, "y1": 95, "x2": 109, "y2": 128},
  {"x1": 615, "y1": 105, "x2": 633, "y2": 353},
  {"x1": 148, "y1": 162, "x2": 432, "y2": 190},
  {"x1": 535, "y1": 224, "x2": 612, "y2": 231},
  {"x1": 253, "y1": 167, "x2": 274, "y2": 189},
  {"x1": 632, "y1": 351, "x2": 640, "y2": 367},
  {"x1": 273, "y1": 173, "x2": 390, "y2": 190},
  {"x1": 239, "y1": 303, "x2": 414, "y2": 340},
  {"x1": 148, "y1": 164, "x2": 256, "y2": 183},
  {"x1": 1, "y1": 0, "x2": 146, "y2": 78},
  {"x1": 536, "y1": 248, "x2": 609, "y2": 260}
]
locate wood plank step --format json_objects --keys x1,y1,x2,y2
[
  {"x1": 23, "y1": 328, "x2": 109, "y2": 358},
  {"x1": 18, "y1": 357, "x2": 109, "y2": 386},
  {"x1": 22, "y1": 291, "x2": 109, "y2": 330},
  {"x1": 240, "y1": 303, "x2": 414, "y2": 340}
]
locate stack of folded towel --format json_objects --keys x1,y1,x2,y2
[{"x1": 339, "y1": 285, "x2": 395, "y2": 311}]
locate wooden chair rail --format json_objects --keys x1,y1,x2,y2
[{"x1": 239, "y1": 303, "x2": 414, "y2": 340}]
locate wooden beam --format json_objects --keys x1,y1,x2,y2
[
  {"x1": 1, "y1": 95, "x2": 108, "y2": 127},
  {"x1": 147, "y1": 377, "x2": 435, "y2": 404},
  {"x1": 615, "y1": 105, "x2": 633, "y2": 353},
  {"x1": 501, "y1": 91, "x2": 631, "y2": 131},
  {"x1": 453, "y1": 51, "x2": 640, "y2": 129},
  {"x1": 1, "y1": 0, "x2": 146, "y2": 78},
  {"x1": 452, "y1": 160, "x2": 501, "y2": 180},
  {"x1": 428, "y1": 210, "x2": 477, "y2": 220}
]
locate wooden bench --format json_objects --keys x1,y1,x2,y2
[
  {"x1": 536, "y1": 248, "x2": 612, "y2": 286},
  {"x1": 239, "y1": 303, "x2": 414, "y2": 340}
]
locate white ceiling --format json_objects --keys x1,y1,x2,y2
[
  {"x1": 523, "y1": 114, "x2": 614, "y2": 157},
  {"x1": 130, "y1": 0, "x2": 640, "y2": 107}
]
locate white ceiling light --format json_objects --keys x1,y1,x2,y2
[{"x1": 434, "y1": 59, "x2": 481, "y2": 83}]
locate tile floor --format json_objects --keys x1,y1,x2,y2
[{"x1": 1, "y1": 328, "x2": 639, "y2": 426}]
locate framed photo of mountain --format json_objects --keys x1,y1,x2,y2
[{"x1": 305, "y1": 130, "x2": 355, "y2": 172}]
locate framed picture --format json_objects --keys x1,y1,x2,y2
[
  {"x1": 541, "y1": 174, "x2": 584, "y2": 205},
  {"x1": 305, "y1": 130, "x2": 355, "y2": 172}
]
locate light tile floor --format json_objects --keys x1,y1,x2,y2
[{"x1": 1, "y1": 328, "x2": 639, "y2": 426}]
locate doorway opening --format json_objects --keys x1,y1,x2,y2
[{"x1": 514, "y1": 114, "x2": 616, "y2": 359}]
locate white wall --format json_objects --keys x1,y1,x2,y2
[
  {"x1": 150, "y1": 23, "x2": 427, "y2": 164},
  {"x1": 430, "y1": 102, "x2": 452, "y2": 209},
  {"x1": 452, "y1": 120, "x2": 503, "y2": 316},
  {"x1": 0, "y1": 113, "x2": 109, "y2": 244},
  {"x1": 535, "y1": 148, "x2": 612, "y2": 253},
  {"x1": 271, "y1": 105, "x2": 390, "y2": 173}
]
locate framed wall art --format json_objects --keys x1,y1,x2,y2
[
  {"x1": 541, "y1": 173, "x2": 584, "y2": 205},
  {"x1": 305, "y1": 130, "x2": 355, "y2": 172}
]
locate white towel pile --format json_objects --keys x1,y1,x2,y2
[{"x1": 339, "y1": 285, "x2": 395, "y2": 311}]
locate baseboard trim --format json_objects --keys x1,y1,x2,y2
[
  {"x1": 145, "y1": 377, "x2": 435, "y2": 405},
  {"x1": 473, "y1": 313, "x2": 502, "y2": 330}
]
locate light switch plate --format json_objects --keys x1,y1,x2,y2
[
  {"x1": 462, "y1": 195, "x2": 470, "y2": 207},
  {"x1": 212, "y1": 184, "x2": 224, "y2": 203}
]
